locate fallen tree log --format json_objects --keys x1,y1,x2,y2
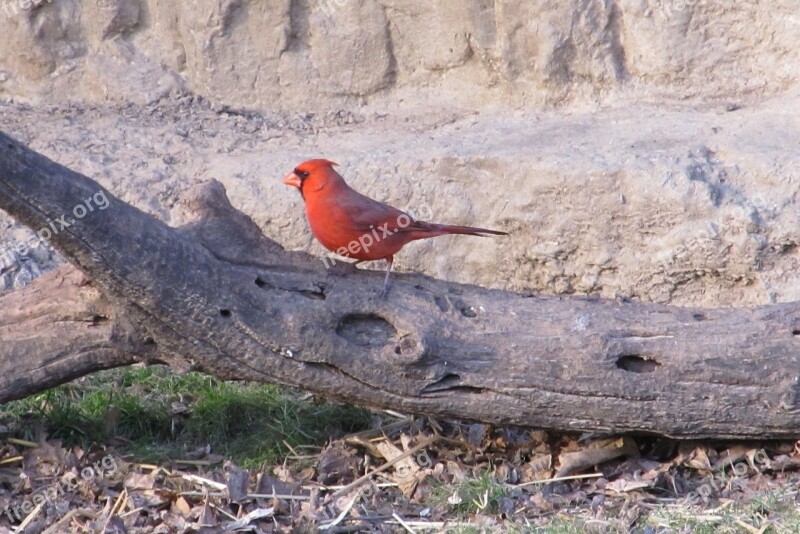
[{"x1": 1, "y1": 130, "x2": 799, "y2": 439}]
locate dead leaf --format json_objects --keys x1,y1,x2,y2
[
  {"x1": 446, "y1": 461, "x2": 467, "y2": 483},
  {"x1": 374, "y1": 438, "x2": 428, "y2": 498},
  {"x1": 606, "y1": 475, "x2": 654, "y2": 493},
  {"x1": 684, "y1": 447, "x2": 713, "y2": 471},
  {"x1": 317, "y1": 443, "x2": 359, "y2": 485},
  {"x1": 494, "y1": 460, "x2": 519, "y2": 484},
  {"x1": 467, "y1": 424, "x2": 487, "y2": 446},
  {"x1": 222, "y1": 506, "x2": 274, "y2": 532},
  {"x1": 256, "y1": 473, "x2": 305, "y2": 497},
  {"x1": 173, "y1": 496, "x2": 192, "y2": 515},
  {"x1": 124, "y1": 472, "x2": 169, "y2": 508},
  {"x1": 556, "y1": 437, "x2": 638, "y2": 477},
  {"x1": 196, "y1": 497, "x2": 217, "y2": 528},
  {"x1": 713, "y1": 445, "x2": 750, "y2": 470},
  {"x1": 520, "y1": 453, "x2": 553, "y2": 484},
  {"x1": 224, "y1": 461, "x2": 249, "y2": 502}
]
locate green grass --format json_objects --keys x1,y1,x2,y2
[
  {"x1": 432, "y1": 470, "x2": 510, "y2": 516},
  {"x1": 1, "y1": 365, "x2": 370, "y2": 468}
]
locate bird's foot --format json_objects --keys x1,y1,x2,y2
[{"x1": 379, "y1": 282, "x2": 391, "y2": 298}]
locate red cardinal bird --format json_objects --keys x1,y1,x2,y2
[{"x1": 283, "y1": 159, "x2": 507, "y2": 294}]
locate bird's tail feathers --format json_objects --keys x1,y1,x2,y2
[{"x1": 432, "y1": 223, "x2": 508, "y2": 237}]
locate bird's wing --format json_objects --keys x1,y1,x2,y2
[{"x1": 336, "y1": 189, "x2": 418, "y2": 234}]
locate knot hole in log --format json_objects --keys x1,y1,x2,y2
[
  {"x1": 616, "y1": 354, "x2": 662, "y2": 373},
  {"x1": 334, "y1": 314, "x2": 426, "y2": 363},
  {"x1": 336, "y1": 314, "x2": 396, "y2": 348},
  {"x1": 392, "y1": 332, "x2": 426, "y2": 363}
]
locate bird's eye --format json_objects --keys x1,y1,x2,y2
[{"x1": 295, "y1": 169, "x2": 310, "y2": 180}]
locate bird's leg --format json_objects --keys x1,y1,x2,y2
[{"x1": 380, "y1": 256, "x2": 394, "y2": 297}]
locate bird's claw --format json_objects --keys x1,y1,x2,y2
[{"x1": 379, "y1": 283, "x2": 391, "y2": 298}]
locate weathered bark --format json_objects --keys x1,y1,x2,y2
[{"x1": 1, "y1": 130, "x2": 799, "y2": 439}]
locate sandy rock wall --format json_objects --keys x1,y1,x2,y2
[
  {"x1": 1, "y1": 93, "x2": 799, "y2": 307},
  {"x1": 1, "y1": 0, "x2": 799, "y2": 309},
  {"x1": 1, "y1": 0, "x2": 799, "y2": 108}
]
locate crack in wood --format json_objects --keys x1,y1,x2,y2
[
  {"x1": 229, "y1": 312, "x2": 296, "y2": 360},
  {"x1": 89, "y1": 314, "x2": 109, "y2": 326},
  {"x1": 607, "y1": 331, "x2": 675, "y2": 340},
  {"x1": 254, "y1": 275, "x2": 326, "y2": 300},
  {"x1": 306, "y1": 361, "x2": 388, "y2": 393}
]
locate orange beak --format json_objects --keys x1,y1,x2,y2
[{"x1": 283, "y1": 171, "x2": 302, "y2": 189}]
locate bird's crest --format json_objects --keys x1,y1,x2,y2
[{"x1": 298, "y1": 159, "x2": 339, "y2": 171}]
